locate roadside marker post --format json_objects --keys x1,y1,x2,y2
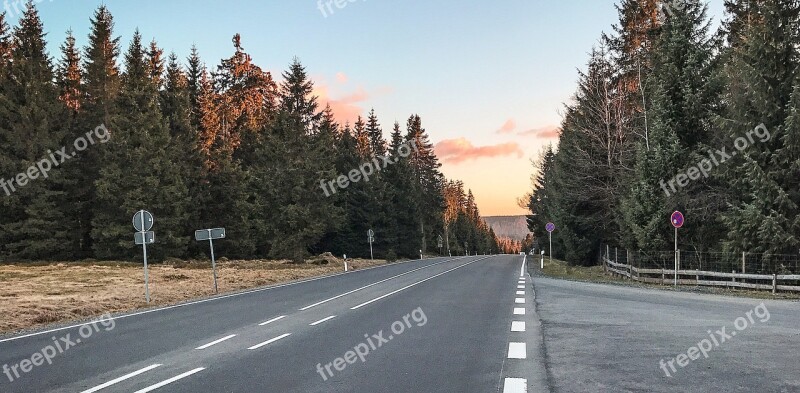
[
  {"x1": 343, "y1": 255, "x2": 348, "y2": 272},
  {"x1": 133, "y1": 210, "x2": 155, "y2": 304},
  {"x1": 368, "y1": 229, "x2": 375, "y2": 261},
  {"x1": 195, "y1": 228, "x2": 226, "y2": 294}
]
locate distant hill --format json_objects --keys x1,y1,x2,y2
[{"x1": 483, "y1": 215, "x2": 531, "y2": 241}]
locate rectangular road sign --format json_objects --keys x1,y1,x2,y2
[
  {"x1": 134, "y1": 231, "x2": 155, "y2": 245},
  {"x1": 195, "y1": 228, "x2": 226, "y2": 241}
]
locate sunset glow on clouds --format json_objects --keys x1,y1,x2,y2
[
  {"x1": 311, "y1": 74, "x2": 392, "y2": 124},
  {"x1": 435, "y1": 137, "x2": 524, "y2": 164}
]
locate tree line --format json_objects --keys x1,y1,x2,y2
[
  {"x1": 0, "y1": 2, "x2": 499, "y2": 262},
  {"x1": 524, "y1": 0, "x2": 800, "y2": 265}
]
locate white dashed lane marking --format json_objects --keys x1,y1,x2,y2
[
  {"x1": 309, "y1": 316, "x2": 336, "y2": 326},
  {"x1": 195, "y1": 334, "x2": 236, "y2": 350},
  {"x1": 79, "y1": 364, "x2": 162, "y2": 393},
  {"x1": 508, "y1": 342, "x2": 527, "y2": 359},
  {"x1": 503, "y1": 378, "x2": 528, "y2": 393},
  {"x1": 133, "y1": 368, "x2": 206, "y2": 393},
  {"x1": 511, "y1": 321, "x2": 526, "y2": 332},
  {"x1": 248, "y1": 333, "x2": 292, "y2": 350},
  {"x1": 513, "y1": 307, "x2": 525, "y2": 315}
]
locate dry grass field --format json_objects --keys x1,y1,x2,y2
[{"x1": 0, "y1": 255, "x2": 387, "y2": 335}]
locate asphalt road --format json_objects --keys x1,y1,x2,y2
[
  {"x1": 3, "y1": 255, "x2": 798, "y2": 392},
  {"x1": 0, "y1": 255, "x2": 546, "y2": 392}
]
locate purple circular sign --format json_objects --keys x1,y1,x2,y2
[
  {"x1": 671, "y1": 211, "x2": 684, "y2": 228},
  {"x1": 546, "y1": 222, "x2": 556, "y2": 233}
]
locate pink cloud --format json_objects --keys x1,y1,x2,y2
[
  {"x1": 518, "y1": 125, "x2": 561, "y2": 139},
  {"x1": 496, "y1": 119, "x2": 517, "y2": 134},
  {"x1": 335, "y1": 72, "x2": 348, "y2": 84},
  {"x1": 435, "y1": 138, "x2": 524, "y2": 164}
]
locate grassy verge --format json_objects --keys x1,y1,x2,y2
[
  {"x1": 538, "y1": 258, "x2": 800, "y2": 301},
  {"x1": 0, "y1": 255, "x2": 388, "y2": 335}
]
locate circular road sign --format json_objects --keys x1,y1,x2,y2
[
  {"x1": 671, "y1": 211, "x2": 684, "y2": 228},
  {"x1": 546, "y1": 222, "x2": 556, "y2": 233},
  {"x1": 133, "y1": 210, "x2": 154, "y2": 232}
]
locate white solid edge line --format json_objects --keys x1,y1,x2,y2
[
  {"x1": 195, "y1": 334, "x2": 237, "y2": 350},
  {"x1": 520, "y1": 257, "x2": 525, "y2": 277},
  {"x1": 515, "y1": 298, "x2": 525, "y2": 304},
  {"x1": 0, "y1": 256, "x2": 464, "y2": 344},
  {"x1": 351, "y1": 257, "x2": 490, "y2": 310},
  {"x1": 309, "y1": 316, "x2": 336, "y2": 326},
  {"x1": 258, "y1": 315, "x2": 286, "y2": 326},
  {"x1": 516, "y1": 291, "x2": 525, "y2": 295},
  {"x1": 503, "y1": 378, "x2": 528, "y2": 393},
  {"x1": 298, "y1": 257, "x2": 460, "y2": 310},
  {"x1": 248, "y1": 333, "x2": 292, "y2": 350},
  {"x1": 79, "y1": 364, "x2": 162, "y2": 393},
  {"x1": 133, "y1": 368, "x2": 206, "y2": 393},
  {"x1": 511, "y1": 321, "x2": 526, "y2": 332},
  {"x1": 508, "y1": 342, "x2": 527, "y2": 359},
  {"x1": 513, "y1": 308, "x2": 525, "y2": 315}
]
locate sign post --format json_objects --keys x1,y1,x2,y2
[
  {"x1": 133, "y1": 210, "x2": 155, "y2": 304},
  {"x1": 546, "y1": 222, "x2": 556, "y2": 265},
  {"x1": 464, "y1": 242, "x2": 468, "y2": 257},
  {"x1": 437, "y1": 235, "x2": 443, "y2": 256},
  {"x1": 671, "y1": 211, "x2": 685, "y2": 287},
  {"x1": 368, "y1": 229, "x2": 375, "y2": 261},
  {"x1": 195, "y1": 228, "x2": 226, "y2": 294}
]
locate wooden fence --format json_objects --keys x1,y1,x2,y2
[{"x1": 602, "y1": 255, "x2": 800, "y2": 294}]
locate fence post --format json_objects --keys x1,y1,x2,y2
[
  {"x1": 661, "y1": 268, "x2": 665, "y2": 285},
  {"x1": 732, "y1": 270, "x2": 736, "y2": 284},
  {"x1": 773, "y1": 273, "x2": 777, "y2": 295},
  {"x1": 742, "y1": 251, "x2": 746, "y2": 275}
]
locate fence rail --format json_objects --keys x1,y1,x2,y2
[{"x1": 601, "y1": 246, "x2": 800, "y2": 294}]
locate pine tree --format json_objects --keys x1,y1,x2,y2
[
  {"x1": 146, "y1": 39, "x2": 164, "y2": 89},
  {"x1": 405, "y1": 115, "x2": 445, "y2": 254},
  {"x1": 717, "y1": 0, "x2": 800, "y2": 256},
  {"x1": 76, "y1": 5, "x2": 121, "y2": 257},
  {"x1": 0, "y1": 1, "x2": 72, "y2": 260},
  {"x1": 383, "y1": 122, "x2": 422, "y2": 257},
  {"x1": 56, "y1": 30, "x2": 82, "y2": 113}
]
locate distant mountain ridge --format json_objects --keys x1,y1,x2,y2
[{"x1": 483, "y1": 215, "x2": 531, "y2": 241}]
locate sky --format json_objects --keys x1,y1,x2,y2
[{"x1": 7, "y1": 0, "x2": 726, "y2": 216}]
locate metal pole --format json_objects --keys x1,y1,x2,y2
[
  {"x1": 140, "y1": 212, "x2": 150, "y2": 304},
  {"x1": 369, "y1": 238, "x2": 374, "y2": 261},
  {"x1": 209, "y1": 231, "x2": 218, "y2": 294},
  {"x1": 674, "y1": 227, "x2": 678, "y2": 287},
  {"x1": 549, "y1": 231, "x2": 552, "y2": 264}
]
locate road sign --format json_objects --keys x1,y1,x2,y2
[
  {"x1": 671, "y1": 211, "x2": 684, "y2": 228},
  {"x1": 195, "y1": 228, "x2": 226, "y2": 241},
  {"x1": 437, "y1": 235, "x2": 443, "y2": 249},
  {"x1": 134, "y1": 231, "x2": 155, "y2": 245},
  {"x1": 132, "y1": 210, "x2": 154, "y2": 304},
  {"x1": 545, "y1": 223, "x2": 555, "y2": 264},
  {"x1": 368, "y1": 229, "x2": 374, "y2": 238},
  {"x1": 196, "y1": 228, "x2": 227, "y2": 294},
  {"x1": 132, "y1": 210, "x2": 154, "y2": 232}
]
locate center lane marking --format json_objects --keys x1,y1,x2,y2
[
  {"x1": 195, "y1": 334, "x2": 236, "y2": 350},
  {"x1": 351, "y1": 257, "x2": 489, "y2": 310},
  {"x1": 309, "y1": 316, "x2": 336, "y2": 326},
  {"x1": 79, "y1": 364, "x2": 162, "y2": 393},
  {"x1": 133, "y1": 368, "x2": 206, "y2": 393},
  {"x1": 298, "y1": 257, "x2": 462, "y2": 311},
  {"x1": 248, "y1": 333, "x2": 292, "y2": 350}
]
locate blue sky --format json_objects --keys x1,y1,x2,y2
[{"x1": 8, "y1": 0, "x2": 726, "y2": 215}]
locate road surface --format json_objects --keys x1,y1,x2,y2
[{"x1": 1, "y1": 255, "x2": 798, "y2": 392}]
